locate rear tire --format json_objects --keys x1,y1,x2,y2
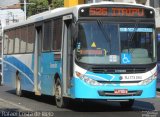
[
  {"x1": 120, "y1": 99, "x2": 134, "y2": 109},
  {"x1": 55, "y1": 78, "x2": 68, "y2": 108},
  {"x1": 16, "y1": 75, "x2": 22, "y2": 96}
]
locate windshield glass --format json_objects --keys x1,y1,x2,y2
[{"x1": 76, "y1": 21, "x2": 156, "y2": 65}]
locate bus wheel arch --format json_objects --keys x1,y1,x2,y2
[
  {"x1": 16, "y1": 71, "x2": 22, "y2": 96},
  {"x1": 54, "y1": 73, "x2": 67, "y2": 108},
  {"x1": 53, "y1": 73, "x2": 60, "y2": 96}
]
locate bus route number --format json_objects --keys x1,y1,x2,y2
[{"x1": 90, "y1": 8, "x2": 107, "y2": 16}]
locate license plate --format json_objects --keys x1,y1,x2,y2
[{"x1": 114, "y1": 89, "x2": 128, "y2": 94}]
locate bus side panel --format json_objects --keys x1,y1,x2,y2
[
  {"x1": 39, "y1": 52, "x2": 62, "y2": 96},
  {"x1": 3, "y1": 54, "x2": 34, "y2": 92},
  {"x1": 3, "y1": 55, "x2": 16, "y2": 88}
]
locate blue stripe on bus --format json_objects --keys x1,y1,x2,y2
[
  {"x1": 85, "y1": 71, "x2": 121, "y2": 82},
  {"x1": 4, "y1": 56, "x2": 34, "y2": 83}
]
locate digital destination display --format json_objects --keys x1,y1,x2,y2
[
  {"x1": 79, "y1": 6, "x2": 154, "y2": 18},
  {"x1": 90, "y1": 8, "x2": 144, "y2": 17}
]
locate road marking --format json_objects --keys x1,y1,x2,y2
[{"x1": 0, "y1": 98, "x2": 32, "y2": 111}]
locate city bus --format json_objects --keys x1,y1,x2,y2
[{"x1": 2, "y1": 2, "x2": 157, "y2": 108}]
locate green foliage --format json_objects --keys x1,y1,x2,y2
[
  {"x1": 50, "y1": 0, "x2": 64, "y2": 9},
  {"x1": 27, "y1": 0, "x2": 49, "y2": 16},
  {"x1": 21, "y1": 0, "x2": 64, "y2": 17}
]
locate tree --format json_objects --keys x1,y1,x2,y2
[
  {"x1": 50, "y1": 0, "x2": 64, "y2": 9},
  {"x1": 21, "y1": 0, "x2": 64, "y2": 17},
  {"x1": 27, "y1": 0, "x2": 49, "y2": 16}
]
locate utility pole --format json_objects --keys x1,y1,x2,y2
[
  {"x1": 18, "y1": 0, "x2": 35, "y2": 20},
  {"x1": 48, "y1": 0, "x2": 52, "y2": 10},
  {"x1": 24, "y1": 0, "x2": 26, "y2": 20}
]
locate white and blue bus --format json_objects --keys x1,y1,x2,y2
[{"x1": 2, "y1": 2, "x2": 157, "y2": 108}]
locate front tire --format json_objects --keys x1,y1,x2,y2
[
  {"x1": 120, "y1": 99, "x2": 134, "y2": 109},
  {"x1": 55, "y1": 78, "x2": 68, "y2": 108},
  {"x1": 16, "y1": 75, "x2": 22, "y2": 96}
]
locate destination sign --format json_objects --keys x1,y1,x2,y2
[{"x1": 79, "y1": 6, "x2": 154, "y2": 18}]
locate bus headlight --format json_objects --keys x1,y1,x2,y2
[
  {"x1": 140, "y1": 72, "x2": 157, "y2": 85},
  {"x1": 75, "y1": 71, "x2": 103, "y2": 86}
]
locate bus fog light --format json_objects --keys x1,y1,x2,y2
[{"x1": 75, "y1": 71, "x2": 103, "y2": 86}]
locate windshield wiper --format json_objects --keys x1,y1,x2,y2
[{"x1": 97, "y1": 20, "x2": 111, "y2": 54}]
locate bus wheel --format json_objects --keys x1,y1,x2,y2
[
  {"x1": 16, "y1": 75, "x2": 22, "y2": 96},
  {"x1": 55, "y1": 78, "x2": 67, "y2": 108},
  {"x1": 120, "y1": 99, "x2": 134, "y2": 109}
]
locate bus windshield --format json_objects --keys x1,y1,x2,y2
[{"x1": 76, "y1": 21, "x2": 156, "y2": 65}]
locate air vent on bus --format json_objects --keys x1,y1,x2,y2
[{"x1": 97, "y1": 80, "x2": 141, "y2": 84}]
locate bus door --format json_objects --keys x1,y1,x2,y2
[
  {"x1": 62, "y1": 15, "x2": 73, "y2": 97},
  {"x1": 34, "y1": 25, "x2": 42, "y2": 95}
]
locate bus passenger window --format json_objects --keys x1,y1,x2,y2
[
  {"x1": 4, "y1": 32, "x2": 9, "y2": 54},
  {"x1": 14, "y1": 28, "x2": 20, "y2": 54},
  {"x1": 8, "y1": 31, "x2": 14, "y2": 54},
  {"x1": 20, "y1": 27, "x2": 27, "y2": 53},
  {"x1": 52, "y1": 18, "x2": 62, "y2": 51},
  {"x1": 27, "y1": 25, "x2": 35, "y2": 53},
  {"x1": 43, "y1": 21, "x2": 52, "y2": 51}
]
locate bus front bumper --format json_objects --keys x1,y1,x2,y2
[{"x1": 70, "y1": 78, "x2": 157, "y2": 99}]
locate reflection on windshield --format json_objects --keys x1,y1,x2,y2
[{"x1": 76, "y1": 21, "x2": 156, "y2": 65}]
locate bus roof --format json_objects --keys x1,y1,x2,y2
[{"x1": 3, "y1": 1, "x2": 154, "y2": 30}]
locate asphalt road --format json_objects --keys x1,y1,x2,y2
[{"x1": 0, "y1": 85, "x2": 159, "y2": 117}]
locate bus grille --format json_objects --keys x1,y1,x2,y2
[
  {"x1": 89, "y1": 66, "x2": 147, "y2": 74},
  {"x1": 97, "y1": 81, "x2": 141, "y2": 84}
]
